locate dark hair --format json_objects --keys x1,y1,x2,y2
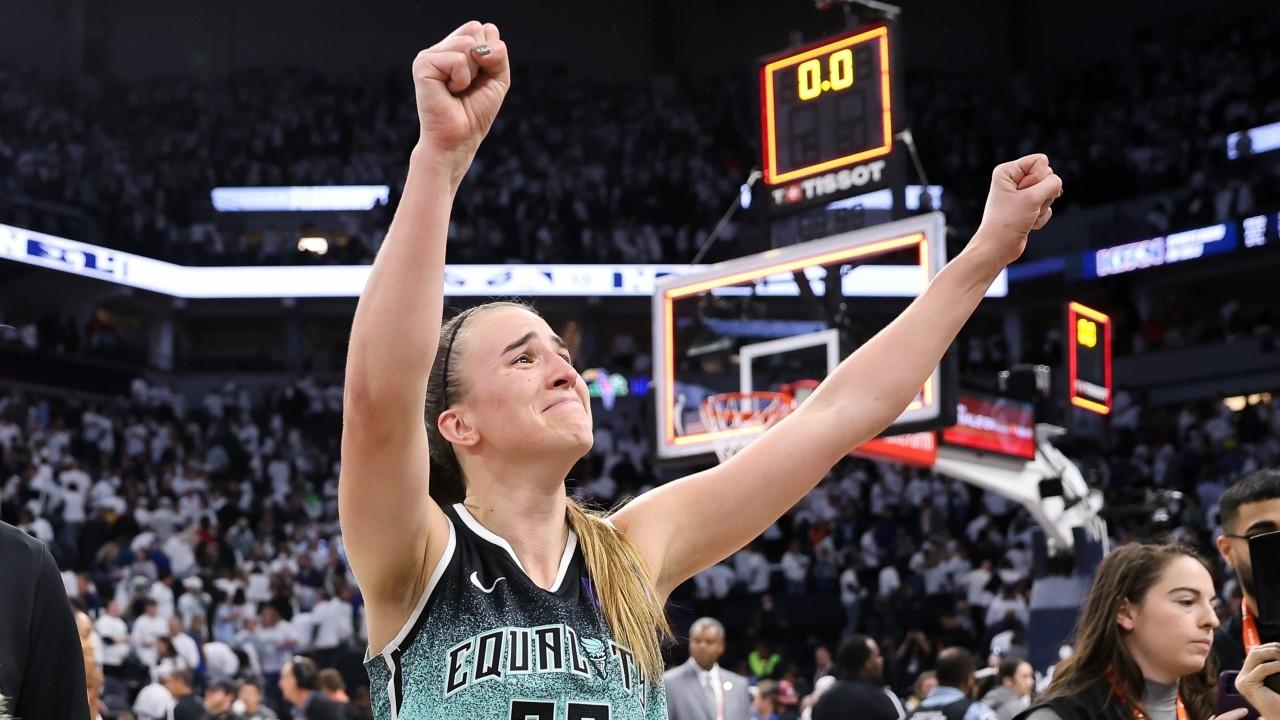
[
  {"x1": 934, "y1": 647, "x2": 975, "y2": 689},
  {"x1": 289, "y1": 656, "x2": 318, "y2": 690},
  {"x1": 836, "y1": 634, "x2": 874, "y2": 679},
  {"x1": 1219, "y1": 469, "x2": 1280, "y2": 532},
  {"x1": 209, "y1": 678, "x2": 238, "y2": 695},
  {"x1": 997, "y1": 657, "x2": 1027, "y2": 681},
  {"x1": 166, "y1": 668, "x2": 194, "y2": 688},
  {"x1": 425, "y1": 301, "x2": 531, "y2": 505},
  {"x1": 1038, "y1": 543, "x2": 1217, "y2": 720},
  {"x1": 317, "y1": 668, "x2": 346, "y2": 693}
]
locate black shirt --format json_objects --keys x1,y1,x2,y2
[
  {"x1": 1215, "y1": 610, "x2": 1247, "y2": 673},
  {"x1": 172, "y1": 695, "x2": 206, "y2": 720},
  {"x1": 813, "y1": 679, "x2": 905, "y2": 720},
  {"x1": 0, "y1": 521, "x2": 90, "y2": 720},
  {"x1": 302, "y1": 692, "x2": 348, "y2": 720}
]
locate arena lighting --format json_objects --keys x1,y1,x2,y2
[
  {"x1": 0, "y1": 222, "x2": 1005, "y2": 300},
  {"x1": 297, "y1": 237, "x2": 329, "y2": 255}
]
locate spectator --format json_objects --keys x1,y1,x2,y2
[
  {"x1": 813, "y1": 634, "x2": 905, "y2": 720},
  {"x1": 164, "y1": 668, "x2": 205, "y2": 720},
  {"x1": 279, "y1": 656, "x2": 345, "y2": 720},
  {"x1": 906, "y1": 648, "x2": 998, "y2": 720},
  {"x1": 979, "y1": 658, "x2": 1034, "y2": 720},
  {"x1": 204, "y1": 678, "x2": 244, "y2": 720},
  {"x1": 235, "y1": 679, "x2": 279, "y2": 720},
  {"x1": 665, "y1": 617, "x2": 752, "y2": 720}
]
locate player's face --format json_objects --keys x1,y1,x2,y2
[
  {"x1": 689, "y1": 626, "x2": 725, "y2": 670},
  {"x1": 452, "y1": 307, "x2": 593, "y2": 461},
  {"x1": 1117, "y1": 555, "x2": 1219, "y2": 682}
]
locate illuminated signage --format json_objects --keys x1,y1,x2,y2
[
  {"x1": 1227, "y1": 120, "x2": 1280, "y2": 159},
  {"x1": 1083, "y1": 223, "x2": 1237, "y2": 278},
  {"x1": 852, "y1": 432, "x2": 938, "y2": 468},
  {"x1": 1067, "y1": 302, "x2": 1112, "y2": 415},
  {"x1": 760, "y1": 25, "x2": 893, "y2": 189},
  {"x1": 211, "y1": 185, "x2": 391, "y2": 212},
  {"x1": 1242, "y1": 212, "x2": 1280, "y2": 249},
  {"x1": 941, "y1": 392, "x2": 1036, "y2": 460},
  {"x1": 0, "y1": 222, "x2": 1006, "y2": 300}
]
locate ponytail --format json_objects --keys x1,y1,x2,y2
[{"x1": 566, "y1": 498, "x2": 672, "y2": 685}]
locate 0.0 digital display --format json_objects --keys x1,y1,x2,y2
[{"x1": 759, "y1": 25, "x2": 894, "y2": 186}]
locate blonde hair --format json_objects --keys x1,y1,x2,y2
[
  {"x1": 425, "y1": 302, "x2": 672, "y2": 683},
  {"x1": 566, "y1": 499, "x2": 673, "y2": 683}
]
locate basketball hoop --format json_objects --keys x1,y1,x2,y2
[{"x1": 699, "y1": 391, "x2": 796, "y2": 463}]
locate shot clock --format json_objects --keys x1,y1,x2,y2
[
  {"x1": 1067, "y1": 302, "x2": 1112, "y2": 415},
  {"x1": 759, "y1": 24, "x2": 894, "y2": 190}
]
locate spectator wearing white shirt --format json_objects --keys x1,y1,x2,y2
[
  {"x1": 94, "y1": 597, "x2": 132, "y2": 666},
  {"x1": 694, "y1": 562, "x2": 737, "y2": 604},
  {"x1": 733, "y1": 543, "x2": 772, "y2": 595},
  {"x1": 167, "y1": 617, "x2": 201, "y2": 671},
  {"x1": 250, "y1": 606, "x2": 297, "y2": 711},
  {"x1": 985, "y1": 585, "x2": 1029, "y2": 630},
  {"x1": 149, "y1": 575, "x2": 177, "y2": 620},
  {"x1": 17, "y1": 508, "x2": 55, "y2": 545},
  {"x1": 781, "y1": 541, "x2": 811, "y2": 596},
  {"x1": 839, "y1": 561, "x2": 866, "y2": 638},
  {"x1": 310, "y1": 591, "x2": 355, "y2": 669},
  {"x1": 130, "y1": 599, "x2": 169, "y2": 667}
]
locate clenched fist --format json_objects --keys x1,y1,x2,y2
[
  {"x1": 970, "y1": 154, "x2": 1063, "y2": 268},
  {"x1": 412, "y1": 21, "x2": 510, "y2": 184}
]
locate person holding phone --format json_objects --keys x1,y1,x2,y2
[
  {"x1": 1234, "y1": 643, "x2": 1280, "y2": 718},
  {"x1": 1215, "y1": 471, "x2": 1280, "y2": 674},
  {"x1": 1014, "y1": 543, "x2": 1241, "y2": 720}
]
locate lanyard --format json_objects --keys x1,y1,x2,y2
[
  {"x1": 1244, "y1": 611, "x2": 1261, "y2": 652},
  {"x1": 1106, "y1": 668, "x2": 1189, "y2": 720}
]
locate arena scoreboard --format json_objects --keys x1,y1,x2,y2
[
  {"x1": 760, "y1": 24, "x2": 894, "y2": 212},
  {"x1": 1067, "y1": 302, "x2": 1112, "y2": 415}
]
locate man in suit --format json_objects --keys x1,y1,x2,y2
[
  {"x1": 664, "y1": 617, "x2": 751, "y2": 720},
  {"x1": 0, "y1": 520, "x2": 90, "y2": 720}
]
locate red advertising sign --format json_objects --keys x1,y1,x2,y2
[
  {"x1": 852, "y1": 432, "x2": 939, "y2": 468},
  {"x1": 941, "y1": 393, "x2": 1036, "y2": 460}
]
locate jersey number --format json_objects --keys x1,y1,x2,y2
[{"x1": 510, "y1": 700, "x2": 610, "y2": 720}]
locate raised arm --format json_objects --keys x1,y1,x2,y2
[
  {"x1": 338, "y1": 21, "x2": 508, "y2": 649},
  {"x1": 614, "y1": 155, "x2": 1062, "y2": 594}
]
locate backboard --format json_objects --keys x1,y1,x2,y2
[{"x1": 652, "y1": 212, "x2": 976, "y2": 461}]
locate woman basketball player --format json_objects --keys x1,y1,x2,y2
[{"x1": 340, "y1": 20, "x2": 1062, "y2": 720}]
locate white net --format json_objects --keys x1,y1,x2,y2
[{"x1": 698, "y1": 391, "x2": 796, "y2": 463}]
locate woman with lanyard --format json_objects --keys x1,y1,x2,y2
[
  {"x1": 1016, "y1": 543, "x2": 1244, "y2": 720},
  {"x1": 340, "y1": 18, "x2": 1063, "y2": 720}
]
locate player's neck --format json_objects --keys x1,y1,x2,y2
[{"x1": 463, "y1": 479, "x2": 571, "y2": 589}]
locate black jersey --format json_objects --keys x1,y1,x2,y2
[{"x1": 364, "y1": 504, "x2": 667, "y2": 720}]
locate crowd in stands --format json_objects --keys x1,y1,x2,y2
[
  {"x1": 3, "y1": 357, "x2": 1278, "y2": 717},
  {"x1": 2, "y1": 15, "x2": 1278, "y2": 269}
]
